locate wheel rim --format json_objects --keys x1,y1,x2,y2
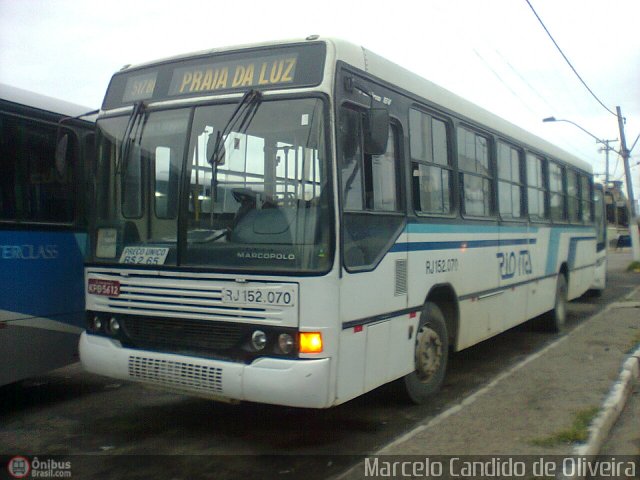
[{"x1": 415, "y1": 325, "x2": 443, "y2": 382}]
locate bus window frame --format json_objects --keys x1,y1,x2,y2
[
  {"x1": 409, "y1": 106, "x2": 458, "y2": 219},
  {"x1": 548, "y1": 159, "x2": 568, "y2": 223},
  {"x1": 337, "y1": 100, "x2": 406, "y2": 274},
  {"x1": 496, "y1": 138, "x2": 526, "y2": 223},
  {"x1": 456, "y1": 123, "x2": 497, "y2": 220},
  {"x1": 0, "y1": 110, "x2": 87, "y2": 229},
  {"x1": 524, "y1": 151, "x2": 550, "y2": 224},
  {"x1": 566, "y1": 168, "x2": 581, "y2": 224}
]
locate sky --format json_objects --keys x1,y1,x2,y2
[{"x1": 1, "y1": 0, "x2": 639, "y2": 200}]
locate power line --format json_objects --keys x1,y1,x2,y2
[
  {"x1": 472, "y1": 49, "x2": 596, "y2": 159},
  {"x1": 630, "y1": 132, "x2": 640, "y2": 154},
  {"x1": 524, "y1": 0, "x2": 618, "y2": 117},
  {"x1": 472, "y1": 49, "x2": 524, "y2": 106},
  {"x1": 494, "y1": 49, "x2": 558, "y2": 113}
]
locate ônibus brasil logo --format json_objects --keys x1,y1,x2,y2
[{"x1": 7, "y1": 456, "x2": 30, "y2": 478}]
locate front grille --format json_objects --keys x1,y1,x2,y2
[
  {"x1": 128, "y1": 355, "x2": 223, "y2": 393},
  {"x1": 85, "y1": 270, "x2": 298, "y2": 327},
  {"x1": 120, "y1": 315, "x2": 246, "y2": 355}
]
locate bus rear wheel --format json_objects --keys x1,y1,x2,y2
[
  {"x1": 541, "y1": 273, "x2": 568, "y2": 332},
  {"x1": 402, "y1": 302, "x2": 448, "y2": 404}
]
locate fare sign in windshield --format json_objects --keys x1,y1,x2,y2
[{"x1": 104, "y1": 42, "x2": 326, "y2": 109}]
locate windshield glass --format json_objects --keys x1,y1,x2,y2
[
  {"x1": 94, "y1": 108, "x2": 190, "y2": 266},
  {"x1": 91, "y1": 97, "x2": 332, "y2": 274},
  {"x1": 185, "y1": 97, "x2": 330, "y2": 272}
]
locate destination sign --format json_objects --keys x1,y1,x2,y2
[
  {"x1": 123, "y1": 72, "x2": 158, "y2": 103},
  {"x1": 103, "y1": 43, "x2": 325, "y2": 109},
  {"x1": 169, "y1": 54, "x2": 298, "y2": 95}
]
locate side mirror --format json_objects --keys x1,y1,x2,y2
[{"x1": 363, "y1": 108, "x2": 389, "y2": 155}]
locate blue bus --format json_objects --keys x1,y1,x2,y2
[{"x1": 0, "y1": 84, "x2": 95, "y2": 386}]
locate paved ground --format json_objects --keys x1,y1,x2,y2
[
  {"x1": 2, "y1": 251, "x2": 638, "y2": 480},
  {"x1": 341, "y1": 250, "x2": 640, "y2": 479}
]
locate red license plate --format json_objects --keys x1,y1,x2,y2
[{"x1": 87, "y1": 279, "x2": 120, "y2": 297}]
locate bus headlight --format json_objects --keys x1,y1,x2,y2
[
  {"x1": 92, "y1": 316, "x2": 102, "y2": 331},
  {"x1": 277, "y1": 333, "x2": 294, "y2": 354},
  {"x1": 251, "y1": 330, "x2": 267, "y2": 351},
  {"x1": 108, "y1": 317, "x2": 120, "y2": 335}
]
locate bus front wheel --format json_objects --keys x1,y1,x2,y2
[{"x1": 402, "y1": 302, "x2": 449, "y2": 404}]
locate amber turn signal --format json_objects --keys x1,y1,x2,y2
[{"x1": 299, "y1": 332, "x2": 323, "y2": 353}]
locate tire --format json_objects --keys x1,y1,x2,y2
[
  {"x1": 541, "y1": 273, "x2": 568, "y2": 332},
  {"x1": 401, "y1": 302, "x2": 449, "y2": 404}
]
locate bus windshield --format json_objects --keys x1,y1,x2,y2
[{"x1": 92, "y1": 97, "x2": 332, "y2": 273}]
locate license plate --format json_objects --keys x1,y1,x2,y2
[
  {"x1": 221, "y1": 286, "x2": 296, "y2": 307},
  {"x1": 88, "y1": 279, "x2": 121, "y2": 297}
]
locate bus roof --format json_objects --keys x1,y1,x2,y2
[
  {"x1": 325, "y1": 38, "x2": 592, "y2": 172},
  {"x1": 0, "y1": 83, "x2": 96, "y2": 121},
  {"x1": 114, "y1": 36, "x2": 591, "y2": 173}
]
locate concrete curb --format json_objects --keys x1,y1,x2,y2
[
  {"x1": 571, "y1": 287, "x2": 640, "y2": 462},
  {"x1": 572, "y1": 346, "x2": 640, "y2": 458}
]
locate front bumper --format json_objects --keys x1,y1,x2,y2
[{"x1": 79, "y1": 332, "x2": 331, "y2": 408}]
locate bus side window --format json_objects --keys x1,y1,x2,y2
[
  {"x1": 410, "y1": 110, "x2": 453, "y2": 215},
  {"x1": 368, "y1": 128, "x2": 399, "y2": 211},
  {"x1": 497, "y1": 141, "x2": 523, "y2": 219},
  {"x1": 0, "y1": 114, "x2": 76, "y2": 223},
  {"x1": 0, "y1": 113, "x2": 17, "y2": 219},
  {"x1": 548, "y1": 161, "x2": 566, "y2": 221},
  {"x1": 566, "y1": 169, "x2": 580, "y2": 223},
  {"x1": 526, "y1": 153, "x2": 547, "y2": 220},
  {"x1": 580, "y1": 175, "x2": 592, "y2": 223},
  {"x1": 457, "y1": 126, "x2": 493, "y2": 217},
  {"x1": 339, "y1": 105, "x2": 403, "y2": 270},
  {"x1": 339, "y1": 107, "x2": 364, "y2": 211}
]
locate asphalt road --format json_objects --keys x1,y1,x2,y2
[{"x1": 0, "y1": 252, "x2": 636, "y2": 480}]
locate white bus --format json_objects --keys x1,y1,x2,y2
[{"x1": 80, "y1": 37, "x2": 604, "y2": 408}]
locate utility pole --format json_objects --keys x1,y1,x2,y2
[
  {"x1": 598, "y1": 138, "x2": 618, "y2": 193},
  {"x1": 616, "y1": 106, "x2": 640, "y2": 261}
]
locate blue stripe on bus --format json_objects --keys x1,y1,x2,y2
[
  {"x1": 544, "y1": 227, "x2": 596, "y2": 275},
  {"x1": 406, "y1": 224, "x2": 536, "y2": 234},
  {"x1": 391, "y1": 222, "x2": 541, "y2": 253},
  {"x1": 0, "y1": 230, "x2": 86, "y2": 327},
  {"x1": 546, "y1": 230, "x2": 560, "y2": 275},
  {"x1": 568, "y1": 236, "x2": 597, "y2": 270},
  {"x1": 390, "y1": 237, "x2": 536, "y2": 253},
  {"x1": 394, "y1": 224, "x2": 595, "y2": 274}
]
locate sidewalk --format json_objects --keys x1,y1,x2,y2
[{"x1": 341, "y1": 256, "x2": 640, "y2": 479}]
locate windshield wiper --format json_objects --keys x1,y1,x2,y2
[
  {"x1": 208, "y1": 89, "x2": 262, "y2": 165},
  {"x1": 117, "y1": 101, "x2": 145, "y2": 173}
]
